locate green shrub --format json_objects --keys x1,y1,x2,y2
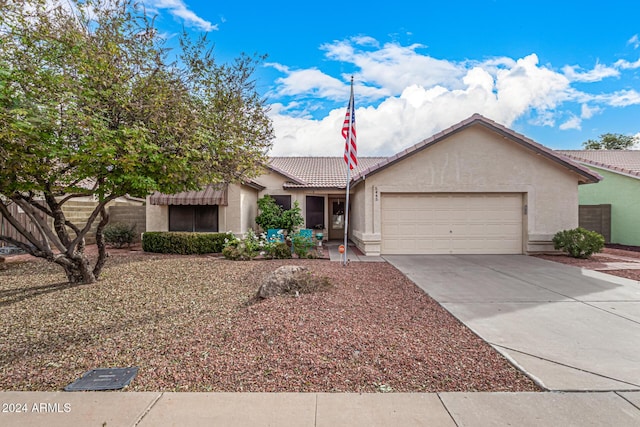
[
  {"x1": 142, "y1": 232, "x2": 233, "y2": 254},
  {"x1": 270, "y1": 242, "x2": 292, "y2": 259},
  {"x1": 292, "y1": 233, "x2": 315, "y2": 258},
  {"x1": 255, "y1": 196, "x2": 283, "y2": 231},
  {"x1": 103, "y1": 222, "x2": 137, "y2": 248},
  {"x1": 223, "y1": 230, "x2": 293, "y2": 261},
  {"x1": 280, "y1": 201, "x2": 304, "y2": 234},
  {"x1": 222, "y1": 230, "x2": 261, "y2": 260},
  {"x1": 255, "y1": 196, "x2": 304, "y2": 234},
  {"x1": 222, "y1": 245, "x2": 253, "y2": 261},
  {"x1": 552, "y1": 227, "x2": 605, "y2": 259}
]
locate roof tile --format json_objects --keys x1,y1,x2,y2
[
  {"x1": 556, "y1": 150, "x2": 640, "y2": 178},
  {"x1": 268, "y1": 157, "x2": 386, "y2": 188}
]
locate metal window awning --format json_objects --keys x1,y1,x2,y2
[{"x1": 149, "y1": 185, "x2": 228, "y2": 206}]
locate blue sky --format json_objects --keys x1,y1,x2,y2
[{"x1": 142, "y1": 0, "x2": 640, "y2": 156}]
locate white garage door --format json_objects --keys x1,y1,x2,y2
[{"x1": 381, "y1": 193, "x2": 523, "y2": 254}]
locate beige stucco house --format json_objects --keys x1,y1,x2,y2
[{"x1": 146, "y1": 114, "x2": 600, "y2": 255}]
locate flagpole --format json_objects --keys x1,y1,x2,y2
[
  {"x1": 343, "y1": 77, "x2": 354, "y2": 266},
  {"x1": 343, "y1": 161, "x2": 351, "y2": 266}
]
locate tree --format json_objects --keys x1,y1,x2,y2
[
  {"x1": 0, "y1": 0, "x2": 273, "y2": 283},
  {"x1": 582, "y1": 133, "x2": 639, "y2": 150},
  {"x1": 255, "y1": 196, "x2": 303, "y2": 234}
]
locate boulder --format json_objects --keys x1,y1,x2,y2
[{"x1": 257, "y1": 265, "x2": 309, "y2": 299}]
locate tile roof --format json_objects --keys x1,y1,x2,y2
[
  {"x1": 350, "y1": 114, "x2": 601, "y2": 185},
  {"x1": 555, "y1": 150, "x2": 640, "y2": 179},
  {"x1": 268, "y1": 157, "x2": 386, "y2": 189}
]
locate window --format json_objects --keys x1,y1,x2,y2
[
  {"x1": 305, "y1": 196, "x2": 325, "y2": 229},
  {"x1": 169, "y1": 205, "x2": 218, "y2": 232},
  {"x1": 271, "y1": 195, "x2": 291, "y2": 211}
]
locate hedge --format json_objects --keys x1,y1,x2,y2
[{"x1": 142, "y1": 232, "x2": 233, "y2": 254}]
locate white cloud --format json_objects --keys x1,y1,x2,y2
[
  {"x1": 628, "y1": 34, "x2": 640, "y2": 49},
  {"x1": 268, "y1": 54, "x2": 569, "y2": 156},
  {"x1": 601, "y1": 90, "x2": 640, "y2": 107},
  {"x1": 614, "y1": 58, "x2": 640, "y2": 69},
  {"x1": 266, "y1": 38, "x2": 640, "y2": 156},
  {"x1": 268, "y1": 68, "x2": 346, "y2": 100},
  {"x1": 559, "y1": 115, "x2": 581, "y2": 130},
  {"x1": 145, "y1": 0, "x2": 216, "y2": 32},
  {"x1": 562, "y1": 63, "x2": 620, "y2": 82},
  {"x1": 580, "y1": 104, "x2": 601, "y2": 119},
  {"x1": 321, "y1": 38, "x2": 465, "y2": 93},
  {"x1": 495, "y1": 54, "x2": 571, "y2": 117}
]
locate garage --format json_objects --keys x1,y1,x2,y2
[{"x1": 381, "y1": 193, "x2": 523, "y2": 254}]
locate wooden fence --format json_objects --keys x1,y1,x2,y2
[{"x1": 0, "y1": 203, "x2": 46, "y2": 248}]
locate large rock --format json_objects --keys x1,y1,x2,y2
[{"x1": 257, "y1": 265, "x2": 309, "y2": 299}]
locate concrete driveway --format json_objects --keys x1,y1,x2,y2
[{"x1": 385, "y1": 255, "x2": 640, "y2": 391}]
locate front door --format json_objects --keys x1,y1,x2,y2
[{"x1": 328, "y1": 198, "x2": 346, "y2": 240}]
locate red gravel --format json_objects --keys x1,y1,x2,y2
[
  {"x1": 0, "y1": 249, "x2": 539, "y2": 393},
  {"x1": 534, "y1": 247, "x2": 640, "y2": 282}
]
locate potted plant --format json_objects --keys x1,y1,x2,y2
[{"x1": 312, "y1": 224, "x2": 324, "y2": 244}]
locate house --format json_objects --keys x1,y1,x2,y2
[
  {"x1": 556, "y1": 150, "x2": 640, "y2": 246},
  {"x1": 146, "y1": 114, "x2": 600, "y2": 255}
]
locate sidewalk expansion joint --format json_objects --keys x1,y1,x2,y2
[
  {"x1": 492, "y1": 344, "x2": 640, "y2": 390},
  {"x1": 314, "y1": 393, "x2": 318, "y2": 427},
  {"x1": 133, "y1": 392, "x2": 164, "y2": 426},
  {"x1": 436, "y1": 392, "x2": 460, "y2": 427},
  {"x1": 616, "y1": 391, "x2": 640, "y2": 412}
]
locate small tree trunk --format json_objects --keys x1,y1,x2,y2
[
  {"x1": 93, "y1": 207, "x2": 110, "y2": 279},
  {"x1": 56, "y1": 252, "x2": 97, "y2": 284}
]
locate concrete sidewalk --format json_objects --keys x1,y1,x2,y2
[
  {"x1": 385, "y1": 255, "x2": 640, "y2": 392},
  {"x1": 2, "y1": 390, "x2": 640, "y2": 426}
]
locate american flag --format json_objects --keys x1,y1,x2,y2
[{"x1": 342, "y1": 82, "x2": 357, "y2": 170}]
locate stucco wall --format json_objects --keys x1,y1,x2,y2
[
  {"x1": 577, "y1": 166, "x2": 640, "y2": 246},
  {"x1": 255, "y1": 171, "x2": 304, "y2": 205},
  {"x1": 218, "y1": 186, "x2": 234, "y2": 235},
  {"x1": 240, "y1": 185, "x2": 259, "y2": 236},
  {"x1": 352, "y1": 125, "x2": 582, "y2": 255}
]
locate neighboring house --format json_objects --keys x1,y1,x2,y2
[
  {"x1": 146, "y1": 114, "x2": 600, "y2": 255},
  {"x1": 556, "y1": 150, "x2": 640, "y2": 246}
]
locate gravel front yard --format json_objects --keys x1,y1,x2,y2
[
  {"x1": 534, "y1": 246, "x2": 640, "y2": 282},
  {"x1": 0, "y1": 250, "x2": 539, "y2": 393}
]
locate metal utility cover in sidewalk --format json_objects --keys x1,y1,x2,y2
[{"x1": 64, "y1": 367, "x2": 139, "y2": 391}]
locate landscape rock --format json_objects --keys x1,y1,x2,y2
[{"x1": 257, "y1": 265, "x2": 309, "y2": 298}]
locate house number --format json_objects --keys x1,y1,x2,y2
[{"x1": 374, "y1": 187, "x2": 379, "y2": 201}]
